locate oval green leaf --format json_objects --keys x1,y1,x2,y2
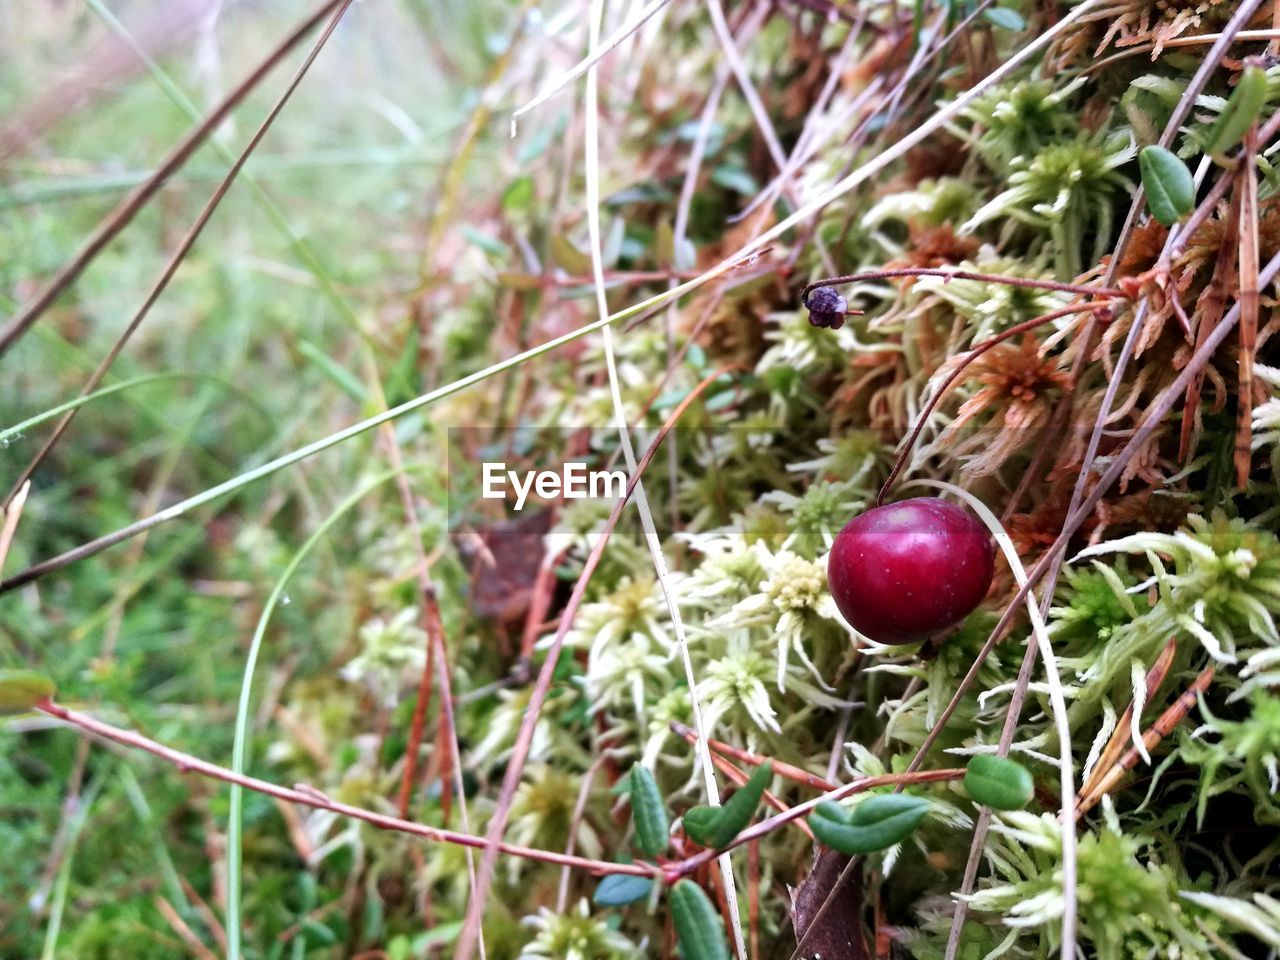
[
  {"x1": 550, "y1": 233, "x2": 593, "y2": 275},
  {"x1": 1204, "y1": 64, "x2": 1269, "y2": 157},
  {"x1": 809, "y1": 794, "x2": 930, "y2": 855},
  {"x1": 593, "y1": 873, "x2": 654, "y2": 907},
  {"x1": 669, "y1": 880, "x2": 730, "y2": 960},
  {"x1": 0, "y1": 670, "x2": 55, "y2": 715},
  {"x1": 1139, "y1": 146, "x2": 1194, "y2": 226},
  {"x1": 629, "y1": 764, "x2": 670, "y2": 857},
  {"x1": 713, "y1": 761, "x2": 772, "y2": 847},
  {"x1": 983, "y1": 7, "x2": 1025, "y2": 31},
  {"x1": 813, "y1": 800, "x2": 852, "y2": 824},
  {"x1": 964, "y1": 755, "x2": 1035, "y2": 810},
  {"x1": 681, "y1": 805, "x2": 722, "y2": 848},
  {"x1": 682, "y1": 761, "x2": 772, "y2": 850}
]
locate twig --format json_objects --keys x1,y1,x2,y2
[
  {"x1": 556, "y1": 757, "x2": 607, "y2": 912},
  {"x1": 3, "y1": 0, "x2": 357, "y2": 506},
  {"x1": 877, "y1": 302, "x2": 1113, "y2": 506},
  {"x1": 0, "y1": 0, "x2": 345, "y2": 358},
  {"x1": 451, "y1": 367, "x2": 738, "y2": 960},
  {"x1": 669, "y1": 769, "x2": 965, "y2": 879},
  {"x1": 33, "y1": 698, "x2": 969, "y2": 907},
  {"x1": 510, "y1": 0, "x2": 676, "y2": 132},
  {"x1": 0, "y1": 481, "x2": 30, "y2": 574},
  {"x1": 1235, "y1": 126, "x2": 1260, "y2": 487},
  {"x1": 35, "y1": 700, "x2": 653, "y2": 878},
  {"x1": 154, "y1": 896, "x2": 219, "y2": 960},
  {"x1": 1085, "y1": 28, "x2": 1280, "y2": 74},
  {"x1": 670, "y1": 721, "x2": 838, "y2": 791},
  {"x1": 801, "y1": 269, "x2": 1123, "y2": 306},
  {"x1": 1074, "y1": 668, "x2": 1215, "y2": 817},
  {"x1": 1179, "y1": 176, "x2": 1239, "y2": 460}
]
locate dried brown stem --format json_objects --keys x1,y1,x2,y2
[
  {"x1": 877, "y1": 302, "x2": 1111, "y2": 506},
  {"x1": 452, "y1": 367, "x2": 739, "y2": 960},
  {"x1": 1235, "y1": 128, "x2": 1261, "y2": 487},
  {"x1": 670, "y1": 721, "x2": 837, "y2": 791},
  {"x1": 800, "y1": 269, "x2": 1123, "y2": 307},
  {"x1": 1077, "y1": 637, "x2": 1178, "y2": 801},
  {"x1": 4, "y1": 0, "x2": 356, "y2": 506},
  {"x1": 1074, "y1": 667, "x2": 1214, "y2": 817},
  {"x1": 36, "y1": 699, "x2": 652, "y2": 878},
  {"x1": 669, "y1": 768, "x2": 965, "y2": 879},
  {"x1": 1181, "y1": 190, "x2": 1241, "y2": 458},
  {"x1": 0, "y1": 0, "x2": 345, "y2": 359}
]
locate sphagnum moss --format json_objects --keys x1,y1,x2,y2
[{"x1": 6, "y1": 2, "x2": 1280, "y2": 959}]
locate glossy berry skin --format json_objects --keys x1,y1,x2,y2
[{"x1": 828, "y1": 497, "x2": 995, "y2": 644}]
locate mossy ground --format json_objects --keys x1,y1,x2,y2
[{"x1": 3, "y1": 1, "x2": 1280, "y2": 958}]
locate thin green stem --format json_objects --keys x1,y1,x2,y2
[
  {"x1": 1, "y1": 372, "x2": 269, "y2": 445},
  {"x1": 226, "y1": 469, "x2": 406, "y2": 959},
  {"x1": 40, "y1": 764, "x2": 111, "y2": 960}
]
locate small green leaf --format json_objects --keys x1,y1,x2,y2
[
  {"x1": 964, "y1": 755, "x2": 1035, "y2": 810},
  {"x1": 1139, "y1": 146, "x2": 1195, "y2": 226},
  {"x1": 550, "y1": 233, "x2": 593, "y2": 274},
  {"x1": 983, "y1": 7, "x2": 1025, "y2": 31},
  {"x1": 1204, "y1": 64, "x2": 1270, "y2": 157},
  {"x1": 809, "y1": 794, "x2": 930, "y2": 855},
  {"x1": 629, "y1": 764, "x2": 670, "y2": 857},
  {"x1": 813, "y1": 800, "x2": 851, "y2": 824},
  {"x1": 655, "y1": 220, "x2": 676, "y2": 266},
  {"x1": 412, "y1": 921, "x2": 463, "y2": 951},
  {"x1": 713, "y1": 761, "x2": 772, "y2": 845},
  {"x1": 683, "y1": 762, "x2": 772, "y2": 850},
  {"x1": 0, "y1": 670, "x2": 55, "y2": 714},
  {"x1": 593, "y1": 873, "x2": 654, "y2": 907},
  {"x1": 301, "y1": 919, "x2": 337, "y2": 946},
  {"x1": 710, "y1": 164, "x2": 759, "y2": 196},
  {"x1": 460, "y1": 225, "x2": 510, "y2": 258},
  {"x1": 669, "y1": 880, "x2": 730, "y2": 960},
  {"x1": 501, "y1": 176, "x2": 534, "y2": 212},
  {"x1": 681, "y1": 806, "x2": 723, "y2": 848},
  {"x1": 602, "y1": 215, "x2": 625, "y2": 267},
  {"x1": 297, "y1": 340, "x2": 367, "y2": 403}
]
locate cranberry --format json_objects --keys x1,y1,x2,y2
[{"x1": 828, "y1": 497, "x2": 995, "y2": 644}]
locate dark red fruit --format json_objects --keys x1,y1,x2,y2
[{"x1": 828, "y1": 497, "x2": 995, "y2": 645}]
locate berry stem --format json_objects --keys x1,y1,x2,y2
[
  {"x1": 875, "y1": 301, "x2": 1114, "y2": 507},
  {"x1": 800, "y1": 268, "x2": 1126, "y2": 307},
  {"x1": 36, "y1": 699, "x2": 659, "y2": 878}
]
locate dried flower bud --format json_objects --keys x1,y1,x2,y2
[{"x1": 804, "y1": 286, "x2": 847, "y2": 330}]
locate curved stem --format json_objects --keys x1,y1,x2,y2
[
  {"x1": 669, "y1": 768, "x2": 965, "y2": 880},
  {"x1": 876, "y1": 302, "x2": 1113, "y2": 506},
  {"x1": 36, "y1": 700, "x2": 656, "y2": 879},
  {"x1": 800, "y1": 268, "x2": 1125, "y2": 308}
]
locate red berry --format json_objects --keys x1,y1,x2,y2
[{"x1": 827, "y1": 497, "x2": 995, "y2": 645}]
